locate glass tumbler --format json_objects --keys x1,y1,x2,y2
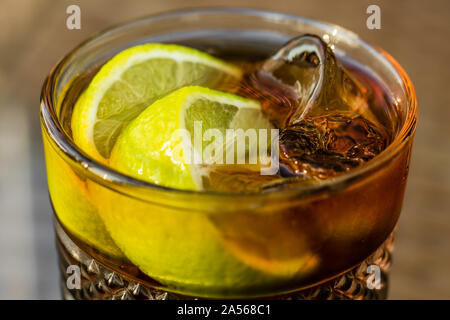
[{"x1": 40, "y1": 8, "x2": 417, "y2": 300}]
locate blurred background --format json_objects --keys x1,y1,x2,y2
[{"x1": 0, "y1": 0, "x2": 449, "y2": 299}]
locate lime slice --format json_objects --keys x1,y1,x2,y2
[
  {"x1": 94, "y1": 86, "x2": 318, "y2": 296},
  {"x1": 42, "y1": 135, "x2": 124, "y2": 260},
  {"x1": 109, "y1": 86, "x2": 273, "y2": 191},
  {"x1": 71, "y1": 44, "x2": 241, "y2": 163}
]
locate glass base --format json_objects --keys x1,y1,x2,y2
[{"x1": 55, "y1": 219, "x2": 393, "y2": 300}]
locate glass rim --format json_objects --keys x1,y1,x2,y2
[{"x1": 40, "y1": 7, "x2": 418, "y2": 199}]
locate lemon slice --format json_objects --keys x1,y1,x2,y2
[
  {"x1": 42, "y1": 135, "x2": 124, "y2": 260},
  {"x1": 109, "y1": 86, "x2": 273, "y2": 191},
  {"x1": 71, "y1": 44, "x2": 241, "y2": 163},
  {"x1": 95, "y1": 87, "x2": 315, "y2": 296}
]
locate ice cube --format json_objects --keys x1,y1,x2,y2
[
  {"x1": 252, "y1": 35, "x2": 376, "y2": 126},
  {"x1": 245, "y1": 35, "x2": 389, "y2": 179}
]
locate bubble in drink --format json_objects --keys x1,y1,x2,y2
[{"x1": 279, "y1": 114, "x2": 389, "y2": 178}]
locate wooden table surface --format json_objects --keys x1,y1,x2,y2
[{"x1": 0, "y1": 0, "x2": 449, "y2": 299}]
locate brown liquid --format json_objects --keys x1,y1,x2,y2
[
  {"x1": 53, "y1": 44, "x2": 409, "y2": 298},
  {"x1": 231, "y1": 58, "x2": 393, "y2": 182}
]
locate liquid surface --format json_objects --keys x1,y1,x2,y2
[{"x1": 60, "y1": 38, "x2": 395, "y2": 193}]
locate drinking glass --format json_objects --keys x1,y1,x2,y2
[{"x1": 40, "y1": 8, "x2": 417, "y2": 299}]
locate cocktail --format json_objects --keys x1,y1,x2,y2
[{"x1": 40, "y1": 9, "x2": 417, "y2": 299}]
